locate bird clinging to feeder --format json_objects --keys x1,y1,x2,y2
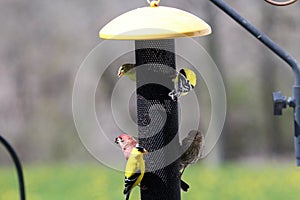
[
  {"x1": 117, "y1": 64, "x2": 137, "y2": 82},
  {"x1": 168, "y1": 68, "x2": 197, "y2": 100},
  {"x1": 180, "y1": 130, "x2": 205, "y2": 176}
]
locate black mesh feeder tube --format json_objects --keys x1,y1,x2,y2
[
  {"x1": 99, "y1": 2, "x2": 211, "y2": 199},
  {"x1": 135, "y1": 39, "x2": 180, "y2": 200}
]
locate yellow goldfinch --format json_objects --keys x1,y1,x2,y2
[
  {"x1": 180, "y1": 130, "x2": 205, "y2": 175},
  {"x1": 117, "y1": 64, "x2": 196, "y2": 101},
  {"x1": 124, "y1": 146, "x2": 147, "y2": 200},
  {"x1": 168, "y1": 68, "x2": 197, "y2": 101},
  {"x1": 117, "y1": 63, "x2": 136, "y2": 81}
]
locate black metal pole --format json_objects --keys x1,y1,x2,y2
[
  {"x1": 0, "y1": 135, "x2": 26, "y2": 200},
  {"x1": 210, "y1": 0, "x2": 300, "y2": 165},
  {"x1": 135, "y1": 39, "x2": 181, "y2": 199}
]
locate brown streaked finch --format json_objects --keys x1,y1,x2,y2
[{"x1": 180, "y1": 130, "x2": 205, "y2": 175}]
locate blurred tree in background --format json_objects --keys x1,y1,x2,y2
[{"x1": 0, "y1": 0, "x2": 299, "y2": 165}]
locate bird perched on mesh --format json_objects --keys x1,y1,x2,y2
[
  {"x1": 180, "y1": 130, "x2": 205, "y2": 175},
  {"x1": 117, "y1": 64, "x2": 197, "y2": 100},
  {"x1": 124, "y1": 146, "x2": 147, "y2": 200},
  {"x1": 115, "y1": 133, "x2": 190, "y2": 192}
]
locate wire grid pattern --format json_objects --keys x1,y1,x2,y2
[{"x1": 135, "y1": 40, "x2": 181, "y2": 200}]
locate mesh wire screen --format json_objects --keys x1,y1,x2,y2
[{"x1": 135, "y1": 40, "x2": 181, "y2": 200}]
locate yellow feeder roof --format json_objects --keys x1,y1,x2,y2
[{"x1": 99, "y1": 6, "x2": 212, "y2": 40}]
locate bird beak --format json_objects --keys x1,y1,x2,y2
[
  {"x1": 118, "y1": 71, "x2": 124, "y2": 78},
  {"x1": 143, "y1": 149, "x2": 148, "y2": 154}
]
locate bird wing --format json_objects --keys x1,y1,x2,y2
[
  {"x1": 180, "y1": 130, "x2": 205, "y2": 167},
  {"x1": 179, "y1": 68, "x2": 196, "y2": 87},
  {"x1": 123, "y1": 169, "x2": 141, "y2": 194},
  {"x1": 177, "y1": 73, "x2": 193, "y2": 92},
  {"x1": 124, "y1": 152, "x2": 144, "y2": 194},
  {"x1": 126, "y1": 70, "x2": 136, "y2": 81},
  {"x1": 169, "y1": 73, "x2": 191, "y2": 100}
]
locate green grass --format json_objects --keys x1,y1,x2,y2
[{"x1": 1, "y1": 163, "x2": 300, "y2": 200}]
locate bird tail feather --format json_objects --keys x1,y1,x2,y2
[
  {"x1": 180, "y1": 179, "x2": 190, "y2": 192},
  {"x1": 125, "y1": 191, "x2": 131, "y2": 200}
]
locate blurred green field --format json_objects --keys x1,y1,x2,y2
[{"x1": 1, "y1": 163, "x2": 300, "y2": 200}]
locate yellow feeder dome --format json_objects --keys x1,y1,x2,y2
[{"x1": 99, "y1": 5, "x2": 212, "y2": 40}]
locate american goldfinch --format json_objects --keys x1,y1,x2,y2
[
  {"x1": 180, "y1": 130, "x2": 205, "y2": 175},
  {"x1": 124, "y1": 146, "x2": 147, "y2": 200},
  {"x1": 115, "y1": 133, "x2": 190, "y2": 192},
  {"x1": 117, "y1": 63, "x2": 136, "y2": 81},
  {"x1": 115, "y1": 134, "x2": 138, "y2": 160},
  {"x1": 168, "y1": 68, "x2": 197, "y2": 101},
  {"x1": 117, "y1": 64, "x2": 196, "y2": 100}
]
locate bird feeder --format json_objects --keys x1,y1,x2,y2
[{"x1": 99, "y1": 1, "x2": 211, "y2": 199}]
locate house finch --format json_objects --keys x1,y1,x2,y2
[
  {"x1": 180, "y1": 130, "x2": 205, "y2": 175},
  {"x1": 115, "y1": 133, "x2": 138, "y2": 160}
]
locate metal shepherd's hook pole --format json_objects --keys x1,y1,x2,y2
[
  {"x1": 0, "y1": 135, "x2": 26, "y2": 200},
  {"x1": 209, "y1": 0, "x2": 300, "y2": 166}
]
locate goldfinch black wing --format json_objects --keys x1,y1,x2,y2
[
  {"x1": 177, "y1": 72, "x2": 193, "y2": 93},
  {"x1": 123, "y1": 170, "x2": 141, "y2": 194}
]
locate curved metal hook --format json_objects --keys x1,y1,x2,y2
[{"x1": 264, "y1": 0, "x2": 297, "y2": 6}]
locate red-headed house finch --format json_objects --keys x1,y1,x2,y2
[{"x1": 115, "y1": 133, "x2": 138, "y2": 160}]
